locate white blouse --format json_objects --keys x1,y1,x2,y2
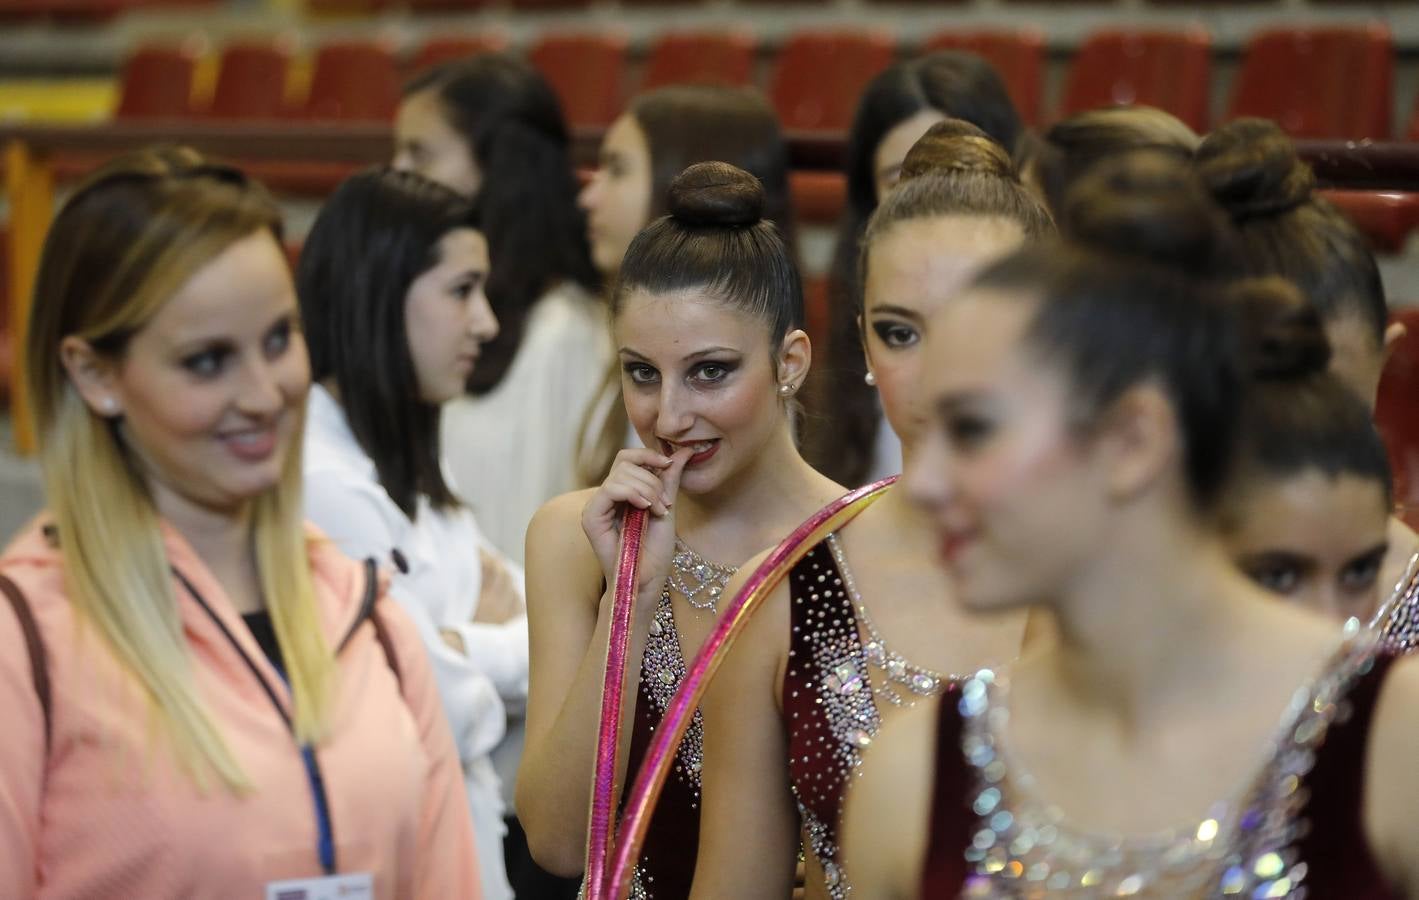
[
  {"x1": 303, "y1": 384, "x2": 526, "y2": 900},
  {"x1": 441, "y1": 282, "x2": 612, "y2": 565}
]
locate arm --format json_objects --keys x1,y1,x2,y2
[
  {"x1": 0, "y1": 578, "x2": 46, "y2": 899},
  {"x1": 840, "y1": 700, "x2": 940, "y2": 900},
  {"x1": 515, "y1": 491, "x2": 639, "y2": 877},
  {"x1": 690, "y1": 555, "x2": 800, "y2": 899},
  {"x1": 377, "y1": 596, "x2": 484, "y2": 900},
  {"x1": 1363, "y1": 656, "x2": 1419, "y2": 895},
  {"x1": 516, "y1": 449, "x2": 690, "y2": 877},
  {"x1": 305, "y1": 476, "x2": 507, "y2": 762},
  {"x1": 451, "y1": 547, "x2": 529, "y2": 713}
]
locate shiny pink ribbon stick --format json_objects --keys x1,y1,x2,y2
[
  {"x1": 596, "y1": 478, "x2": 897, "y2": 899},
  {"x1": 584, "y1": 505, "x2": 648, "y2": 900}
]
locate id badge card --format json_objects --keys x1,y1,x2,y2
[{"x1": 265, "y1": 872, "x2": 374, "y2": 900}]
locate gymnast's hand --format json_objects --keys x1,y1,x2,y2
[{"x1": 581, "y1": 446, "x2": 692, "y2": 604}]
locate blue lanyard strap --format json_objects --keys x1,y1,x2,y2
[{"x1": 175, "y1": 569, "x2": 339, "y2": 876}]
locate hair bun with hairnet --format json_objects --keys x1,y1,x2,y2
[
  {"x1": 667, "y1": 161, "x2": 765, "y2": 227},
  {"x1": 1061, "y1": 149, "x2": 1233, "y2": 272},
  {"x1": 1194, "y1": 118, "x2": 1316, "y2": 221},
  {"x1": 899, "y1": 118, "x2": 1018, "y2": 183}
]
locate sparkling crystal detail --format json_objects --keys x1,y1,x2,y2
[
  {"x1": 832, "y1": 662, "x2": 864, "y2": 695},
  {"x1": 848, "y1": 728, "x2": 872, "y2": 748}
]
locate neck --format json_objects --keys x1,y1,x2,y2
[
  {"x1": 676, "y1": 424, "x2": 819, "y2": 547},
  {"x1": 1038, "y1": 499, "x2": 1248, "y2": 728},
  {"x1": 153, "y1": 485, "x2": 260, "y2": 612}
]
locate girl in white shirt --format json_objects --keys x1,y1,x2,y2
[
  {"x1": 296, "y1": 167, "x2": 523, "y2": 900},
  {"x1": 395, "y1": 53, "x2": 606, "y2": 568}
]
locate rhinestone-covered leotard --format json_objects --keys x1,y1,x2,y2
[
  {"x1": 920, "y1": 639, "x2": 1401, "y2": 899},
  {"x1": 783, "y1": 539, "x2": 958, "y2": 898},
  {"x1": 617, "y1": 587, "x2": 702, "y2": 899}
]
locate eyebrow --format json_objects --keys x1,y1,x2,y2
[
  {"x1": 870, "y1": 304, "x2": 926, "y2": 323},
  {"x1": 1349, "y1": 543, "x2": 1390, "y2": 564},
  {"x1": 619, "y1": 345, "x2": 739, "y2": 363}
]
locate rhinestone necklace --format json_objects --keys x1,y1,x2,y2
[
  {"x1": 667, "y1": 539, "x2": 736, "y2": 613},
  {"x1": 825, "y1": 533, "x2": 951, "y2": 707}
]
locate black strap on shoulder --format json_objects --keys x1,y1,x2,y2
[
  {"x1": 0, "y1": 573, "x2": 52, "y2": 754},
  {"x1": 336, "y1": 558, "x2": 403, "y2": 694}
]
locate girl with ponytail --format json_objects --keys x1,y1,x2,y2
[
  {"x1": 845, "y1": 151, "x2": 1419, "y2": 899},
  {"x1": 689, "y1": 121, "x2": 1053, "y2": 900}
]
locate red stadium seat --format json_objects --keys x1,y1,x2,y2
[
  {"x1": 1060, "y1": 28, "x2": 1212, "y2": 132},
  {"x1": 300, "y1": 41, "x2": 400, "y2": 122},
  {"x1": 770, "y1": 31, "x2": 897, "y2": 133},
  {"x1": 1379, "y1": 309, "x2": 1419, "y2": 529},
  {"x1": 207, "y1": 41, "x2": 292, "y2": 120},
  {"x1": 790, "y1": 170, "x2": 846, "y2": 225},
  {"x1": 1227, "y1": 23, "x2": 1393, "y2": 140},
  {"x1": 641, "y1": 31, "x2": 757, "y2": 89},
  {"x1": 114, "y1": 44, "x2": 201, "y2": 119},
  {"x1": 1321, "y1": 190, "x2": 1419, "y2": 256},
  {"x1": 528, "y1": 33, "x2": 628, "y2": 128},
  {"x1": 923, "y1": 30, "x2": 1045, "y2": 127},
  {"x1": 409, "y1": 34, "x2": 509, "y2": 73}
]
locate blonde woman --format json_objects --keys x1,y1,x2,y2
[{"x1": 0, "y1": 148, "x2": 480, "y2": 899}]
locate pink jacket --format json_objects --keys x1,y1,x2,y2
[{"x1": 0, "y1": 519, "x2": 482, "y2": 899}]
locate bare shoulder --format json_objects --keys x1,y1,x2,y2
[
  {"x1": 526, "y1": 489, "x2": 603, "y2": 605},
  {"x1": 842, "y1": 696, "x2": 944, "y2": 900},
  {"x1": 1363, "y1": 654, "x2": 1419, "y2": 893},
  {"x1": 527, "y1": 490, "x2": 599, "y2": 563}
]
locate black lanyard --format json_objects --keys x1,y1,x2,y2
[{"x1": 175, "y1": 570, "x2": 338, "y2": 876}]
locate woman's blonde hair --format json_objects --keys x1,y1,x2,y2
[{"x1": 25, "y1": 146, "x2": 335, "y2": 791}]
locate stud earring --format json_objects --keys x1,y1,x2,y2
[
  {"x1": 102, "y1": 397, "x2": 118, "y2": 414},
  {"x1": 864, "y1": 372, "x2": 877, "y2": 387},
  {"x1": 778, "y1": 383, "x2": 794, "y2": 397}
]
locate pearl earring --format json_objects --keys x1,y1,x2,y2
[
  {"x1": 102, "y1": 397, "x2": 117, "y2": 414},
  {"x1": 778, "y1": 383, "x2": 794, "y2": 397},
  {"x1": 864, "y1": 372, "x2": 877, "y2": 387}
]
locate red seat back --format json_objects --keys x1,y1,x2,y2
[
  {"x1": 923, "y1": 30, "x2": 1045, "y2": 127},
  {"x1": 528, "y1": 33, "x2": 628, "y2": 128},
  {"x1": 1061, "y1": 28, "x2": 1212, "y2": 132},
  {"x1": 301, "y1": 41, "x2": 400, "y2": 122},
  {"x1": 115, "y1": 44, "x2": 200, "y2": 119},
  {"x1": 1379, "y1": 309, "x2": 1419, "y2": 529},
  {"x1": 1228, "y1": 23, "x2": 1392, "y2": 139},
  {"x1": 642, "y1": 31, "x2": 757, "y2": 90},
  {"x1": 208, "y1": 41, "x2": 292, "y2": 120},
  {"x1": 770, "y1": 31, "x2": 897, "y2": 132},
  {"x1": 409, "y1": 34, "x2": 509, "y2": 75}
]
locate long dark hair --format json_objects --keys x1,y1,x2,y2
[
  {"x1": 405, "y1": 52, "x2": 599, "y2": 393},
  {"x1": 298, "y1": 167, "x2": 477, "y2": 517},
  {"x1": 812, "y1": 52, "x2": 1024, "y2": 486}
]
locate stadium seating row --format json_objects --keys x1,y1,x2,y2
[{"x1": 108, "y1": 23, "x2": 1412, "y2": 141}]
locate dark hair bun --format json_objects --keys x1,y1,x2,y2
[
  {"x1": 667, "y1": 162, "x2": 764, "y2": 227},
  {"x1": 1062, "y1": 150, "x2": 1233, "y2": 272},
  {"x1": 1228, "y1": 276, "x2": 1332, "y2": 381},
  {"x1": 899, "y1": 118, "x2": 1017, "y2": 183},
  {"x1": 1194, "y1": 118, "x2": 1315, "y2": 221}
]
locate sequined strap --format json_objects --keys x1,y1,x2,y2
[{"x1": 1374, "y1": 552, "x2": 1419, "y2": 654}]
